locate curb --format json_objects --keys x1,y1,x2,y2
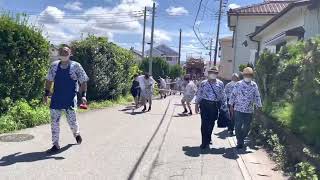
[{"x1": 227, "y1": 136, "x2": 253, "y2": 180}]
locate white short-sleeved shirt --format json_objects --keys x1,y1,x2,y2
[{"x1": 184, "y1": 81, "x2": 197, "y2": 97}]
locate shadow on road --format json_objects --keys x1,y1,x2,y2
[
  {"x1": 0, "y1": 144, "x2": 75, "y2": 166},
  {"x1": 182, "y1": 146, "x2": 226, "y2": 157},
  {"x1": 125, "y1": 111, "x2": 145, "y2": 115},
  {"x1": 182, "y1": 146, "x2": 253, "y2": 160},
  {"x1": 214, "y1": 130, "x2": 229, "y2": 140},
  {"x1": 173, "y1": 113, "x2": 190, "y2": 118},
  {"x1": 119, "y1": 106, "x2": 136, "y2": 112}
]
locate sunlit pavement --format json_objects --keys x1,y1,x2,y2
[{"x1": 0, "y1": 96, "x2": 286, "y2": 180}]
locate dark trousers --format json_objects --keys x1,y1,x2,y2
[
  {"x1": 234, "y1": 111, "x2": 253, "y2": 145},
  {"x1": 200, "y1": 100, "x2": 219, "y2": 146},
  {"x1": 227, "y1": 104, "x2": 235, "y2": 131}
]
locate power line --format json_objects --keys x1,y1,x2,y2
[
  {"x1": 37, "y1": 19, "x2": 145, "y2": 25},
  {"x1": 36, "y1": 14, "x2": 149, "y2": 20},
  {"x1": 0, "y1": 9, "x2": 145, "y2": 16},
  {"x1": 193, "y1": 0, "x2": 209, "y2": 50},
  {"x1": 39, "y1": 14, "x2": 147, "y2": 18}
]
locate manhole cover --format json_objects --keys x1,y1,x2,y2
[{"x1": 0, "y1": 134, "x2": 34, "y2": 142}]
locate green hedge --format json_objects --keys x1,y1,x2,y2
[
  {"x1": 256, "y1": 38, "x2": 320, "y2": 150},
  {"x1": 0, "y1": 14, "x2": 50, "y2": 110},
  {"x1": 71, "y1": 35, "x2": 138, "y2": 101}
]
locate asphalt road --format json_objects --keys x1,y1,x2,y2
[{"x1": 0, "y1": 96, "x2": 286, "y2": 180}]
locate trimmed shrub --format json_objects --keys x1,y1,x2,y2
[
  {"x1": 71, "y1": 35, "x2": 138, "y2": 100},
  {"x1": 0, "y1": 14, "x2": 50, "y2": 108},
  {"x1": 256, "y1": 37, "x2": 320, "y2": 150}
]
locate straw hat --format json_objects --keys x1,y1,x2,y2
[
  {"x1": 232, "y1": 73, "x2": 239, "y2": 78},
  {"x1": 208, "y1": 66, "x2": 219, "y2": 73},
  {"x1": 242, "y1": 67, "x2": 254, "y2": 75}
]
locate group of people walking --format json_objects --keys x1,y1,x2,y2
[
  {"x1": 195, "y1": 66, "x2": 262, "y2": 149},
  {"x1": 130, "y1": 66, "x2": 262, "y2": 150},
  {"x1": 44, "y1": 45, "x2": 261, "y2": 153}
]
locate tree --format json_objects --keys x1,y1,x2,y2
[
  {"x1": 0, "y1": 14, "x2": 50, "y2": 105},
  {"x1": 139, "y1": 57, "x2": 170, "y2": 81},
  {"x1": 169, "y1": 64, "x2": 185, "y2": 79},
  {"x1": 238, "y1": 64, "x2": 247, "y2": 72}
]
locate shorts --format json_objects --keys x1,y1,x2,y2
[
  {"x1": 182, "y1": 95, "x2": 194, "y2": 103},
  {"x1": 141, "y1": 89, "x2": 152, "y2": 100}
]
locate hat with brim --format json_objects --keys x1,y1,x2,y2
[
  {"x1": 242, "y1": 67, "x2": 254, "y2": 75},
  {"x1": 208, "y1": 66, "x2": 219, "y2": 73}
]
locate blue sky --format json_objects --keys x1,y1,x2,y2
[{"x1": 0, "y1": 0, "x2": 262, "y2": 61}]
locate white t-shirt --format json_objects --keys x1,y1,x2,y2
[
  {"x1": 160, "y1": 78, "x2": 166, "y2": 88},
  {"x1": 184, "y1": 81, "x2": 197, "y2": 96},
  {"x1": 137, "y1": 75, "x2": 155, "y2": 91}
]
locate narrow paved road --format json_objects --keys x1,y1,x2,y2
[{"x1": 0, "y1": 96, "x2": 286, "y2": 180}]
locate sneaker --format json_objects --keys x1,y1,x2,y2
[
  {"x1": 76, "y1": 135, "x2": 82, "y2": 144},
  {"x1": 142, "y1": 105, "x2": 147, "y2": 112},
  {"x1": 47, "y1": 145, "x2": 60, "y2": 154},
  {"x1": 182, "y1": 109, "x2": 188, "y2": 114}
]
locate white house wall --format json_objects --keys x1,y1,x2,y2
[
  {"x1": 219, "y1": 40, "x2": 234, "y2": 80},
  {"x1": 258, "y1": 6, "x2": 305, "y2": 52},
  {"x1": 304, "y1": 6, "x2": 320, "y2": 39},
  {"x1": 233, "y1": 16, "x2": 273, "y2": 73}
]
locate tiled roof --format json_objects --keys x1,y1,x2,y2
[
  {"x1": 250, "y1": 0, "x2": 312, "y2": 38},
  {"x1": 154, "y1": 44, "x2": 179, "y2": 56},
  {"x1": 228, "y1": 1, "x2": 297, "y2": 15}
]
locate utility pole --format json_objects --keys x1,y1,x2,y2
[
  {"x1": 149, "y1": 2, "x2": 156, "y2": 75},
  {"x1": 178, "y1": 29, "x2": 182, "y2": 65},
  {"x1": 142, "y1": 6, "x2": 147, "y2": 58},
  {"x1": 213, "y1": 0, "x2": 223, "y2": 66},
  {"x1": 209, "y1": 38, "x2": 213, "y2": 67}
]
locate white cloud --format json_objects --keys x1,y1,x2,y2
[
  {"x1": 183, "y1": 31, "x2": 196, "y2": 38},
  {"x1": 36, "y1": 0, "x2": 155, "y2": 44},
  {"x1": 166, "y1": 6, "x2": 189, "y2": 16},
  {"x1": 83, "y1": 6, "x2": 142, "y2": 33},
  {"x1": 38, "y1": 6, "x2": 64, "y2": 24},
  {"x1": 228, "y1": 3, "x2": 240, "y2": 9},
  {"x1": 81, "y1": 26, "x2": 114, "y2": 41},
  {"x1": 189, "y1": 39, "x2": 199, "y2": 43},
  {"x1": 64, "y1": 1, "x2": 83, "y2": 11},
  {"x1": 195, "y1": 20, "x2": 202, "y2": 26},
  {"x1": 116, "y1": 0, "x2": 154, "y2": 11},
  {"x1": 145, "y1": 28, "x2": 172, "y2": 43},
  {"x1": 42, "y1": 24, "x2": 77, "y2": 44}
]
